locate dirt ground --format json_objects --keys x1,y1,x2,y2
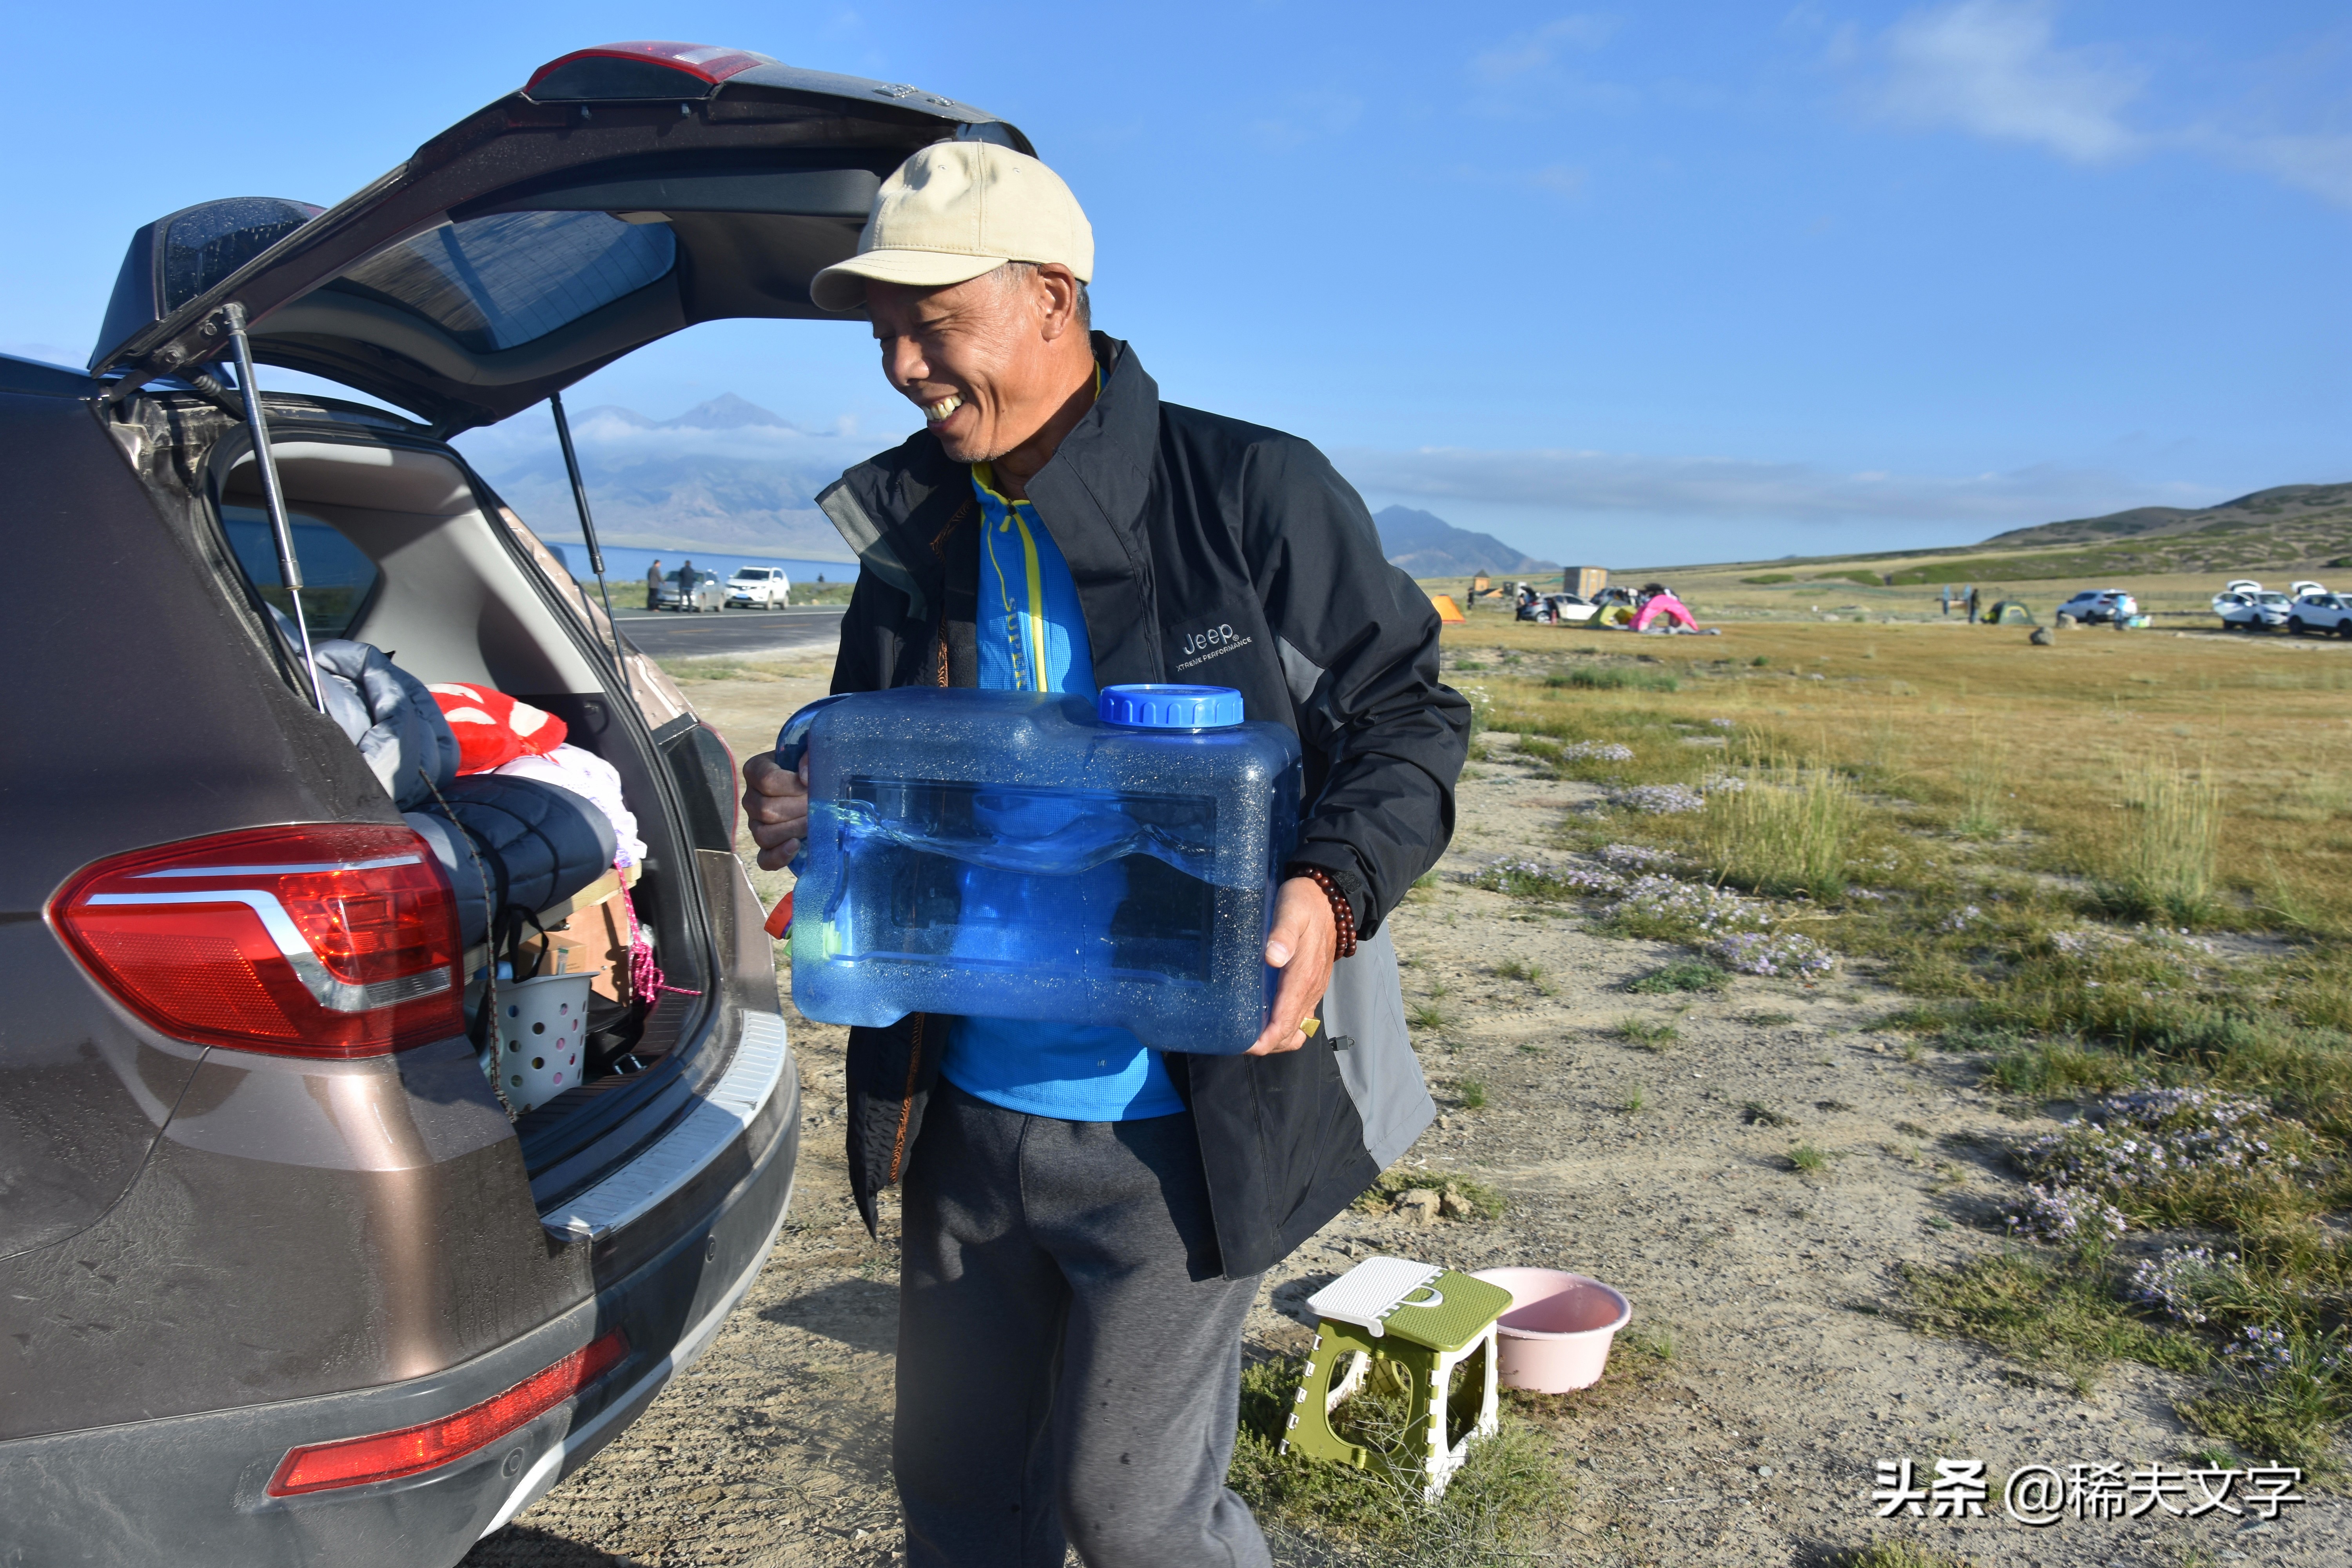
[{"x1": 464, "y1": 648, "x2": 2348, "y2": 1568}]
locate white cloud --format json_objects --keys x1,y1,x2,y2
[
  {"x1": 458, "y1": 403, "x2": 883, "y2": 474},
  {"x1": 1875, "y1": 0, "x2": 2145, "y2": 164},
  {"x1": 1853, "y1": 6, "x2": 2352, "y2": 211},
  {"x1": 1247, "y1": 91, "x2": 1365, "y2": 152},
  {"x1": 2, "y1": 339, "x2": 80, "y2": 368},
  {"x1": 1333, "y1": 441, "x2": 2206, "y2": 532},
  {"x1": 2212, "y1": 131, "x2": 2352, "y2": 209},
  {"x1": 1472, "y1": 16, "x2": 1619, "y2": 83}
]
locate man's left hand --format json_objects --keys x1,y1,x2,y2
[{"x1": 1248, "y1": 877, "x2": 1341, "y2": 1056}]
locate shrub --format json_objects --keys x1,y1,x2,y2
[
  {"x1": 1519, "y1": 737, "x2": 1634, "y2": 764},
  {"x1": 1706, "y1": 929, "x2": 1838, "y2": 980},
  {"x1": 1987, "y1": 1039, "x2": 2135, "y2": 1099},
  {"x1": 1466, "y1": 857, "x2": 1624, "y2": 900},
  {"x1": 2005, "y1": 1183, "x2": 2126, "y2": 1246},
  {"x1": 2183, "y1": 1327, "x2": 2352, "y2": 1471},
  {"x1": 1904, "y1": 1250, "x2": 2205, "y2": 1397},
  {"x1": 2011, "y1": 1089, "x2": 2321, "y2": 1231},
  {"x1": 1229, "y1": 1355, "x2": 1565, "y2": 1561},
  {"x1": 1613, "y1": 782, "x2": 1706, "y2": 815},
  {"x1": 1548, "y1": 665, "x2": 1679, "y2": 692},
  {"x1": 1612, "y1": 1016, "x2": 1679, "y2": 1049},
  {"x1": 1353, "y1": 1167, "x2": 1506, "y2": 1220},
  {"x1": 1602, "y1": 876, "x2": 1771, "y2": 940},
  {"x1": 2129, "y1": 1245, "x2": 2256, "y2": 1328},
  {"x1": 665, "y1": 657, "x2": 749, "y2": 682},
  {"x1": 1828, "y1": 1541, "x2": 1982, "y2": 1568},
  {"x1": 1627, "y1": 958, "x2": 1731, "y2": 993}
]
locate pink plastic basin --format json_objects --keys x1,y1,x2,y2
[{"x1": 1471, "y1": 1268, "x2": 1633, "y2": 1393}]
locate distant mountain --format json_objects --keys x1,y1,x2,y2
[
  {"x1": 1374, "y1": 506, "x2": 1555, "y2": 577},
  {"x1": 458, "y1": 396, "x2": 866, "y2": 562},
  {"x1": 661, "y1": 392, "x2": 793, "y2": 431},
  {"x1": 1626, "y1": 481, "x2": 2352, "y2": 581},
  {"x1": 1984, "y1": 483, "x2": 2352, "y2": 549},
  {"x1": 464, "y1": 403, "x2": 1570, "y2": 572}
]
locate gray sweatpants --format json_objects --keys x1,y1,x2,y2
[{"x1": 894, "y1": 1081, "x2": 1272, "y2": 1568}]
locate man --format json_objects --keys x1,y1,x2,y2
[
  {"x1": 742, "y1": 141, "x2": 1466, "y2": 1568},
  {"x1": 646, "y1": 557, "x2": 664, "y2": 609}
]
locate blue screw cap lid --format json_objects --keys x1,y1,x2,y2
[{"x1": 1098, "y1": 684, "x2": 1245, "y2": 730}]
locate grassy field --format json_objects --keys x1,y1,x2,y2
[
  {"x1": 1420, "y1": 567, "x2": 2343, "y2": 628},
  {"x1": 1444, "y1": 616, "x2": 2352, "y2": 1472}
]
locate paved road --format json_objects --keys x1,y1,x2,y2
[{"x1": 613, "y1": 606, "x2": 845, "y2": 661}]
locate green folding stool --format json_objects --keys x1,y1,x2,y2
[{"x1": 1282, "y1": 1256, "x2": 1514, "y2": 1499}]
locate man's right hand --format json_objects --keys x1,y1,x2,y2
[{"x1": 743, "y1": 751, "x2": 811, "y2": 871}]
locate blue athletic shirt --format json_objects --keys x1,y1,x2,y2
[{"x1": 938, "y1": 459, "x2": 1186, "y2": 1122}]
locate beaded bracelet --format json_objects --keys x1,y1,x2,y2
[{"x1": 1295, "y1": 866, "x2": 1359, "y2": 960}]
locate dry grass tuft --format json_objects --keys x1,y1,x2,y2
[
  {"x1": 2095, "y1": 757, "x2": 2223, "y2": 924},
  {"x1": 1700, "y1": 760, "x2": 1856, "y2": 900}
]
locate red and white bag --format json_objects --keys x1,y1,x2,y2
[{"x1": 429, "y1": 683, "x2": 568, "y2": 774}]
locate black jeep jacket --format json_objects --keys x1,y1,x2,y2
[{"x1": 814, "y1": 334, "x2": 1467, "y2": 1279}]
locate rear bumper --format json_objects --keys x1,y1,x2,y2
[{"x1": 0, "y1": 1013, "x2": 799, "y2": 1568}]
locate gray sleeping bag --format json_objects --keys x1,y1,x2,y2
[
  {"x1": 298, "y1": 635, "x2": 617, "y2": 947},
  {"x1": 307, "y1": 637, "x2": 463, "y2": 810}
]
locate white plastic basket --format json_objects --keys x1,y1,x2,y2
[{"x1": 493, "y1": 972, "x2": 595, "y2": 1113}]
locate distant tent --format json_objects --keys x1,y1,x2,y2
[
  {"x1": 1983, "y1": 599, "x2": 2037, "y2": 626},
  {"x1": 1428, "y1": 593, "x2": 1467, "y2": 624}
]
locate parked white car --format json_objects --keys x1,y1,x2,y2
[
  {"x1": 2287, "y1": 581, "x2": 2352, "y2": 636},
  {"x1": 2056, "y1": 588, "x2": 2138, "y2": 625},
  {"x1": 726, "y1": 565, "x2": 791, "y2": 608},
  {"x1": 2214, "y1": 579, "x2": 2293, "y2": 631}
]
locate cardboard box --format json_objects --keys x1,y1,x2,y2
[{"x1": 520, "y1": 886, "x2": 632, "y2": 1002}]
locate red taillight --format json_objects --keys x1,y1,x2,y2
[
  {"x1": 49, "y1": 824, "x2": 464, "y2": 1058},
  {"x1": 269, "y1": 1328, "x2": 630, "y2": 1495},
  {"x1": 526, "y1": 40, "x2": 774, "y2": 96}
]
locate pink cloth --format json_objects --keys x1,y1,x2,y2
[{"x1": 1632, "y1": 593, "x2": 1696, "y2": 632}]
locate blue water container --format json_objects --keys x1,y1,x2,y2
[{"x1": 775, "y1": 685, "x2": 1301, "y2": 1053}]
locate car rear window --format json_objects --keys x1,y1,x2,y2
[
  {"x1": 331, "y1": 211, "x2": 676, "y2": 354},
  {"x1": 221, "y1": 506, "x2": 379, "y2": 639},
  {"x1": 161, "y1": 198, "x2": 319, "y2": 315}
]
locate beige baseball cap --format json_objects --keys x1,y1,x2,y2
[{"x1": 809, "y1": 140, "x2": 1095, "y2": 313}]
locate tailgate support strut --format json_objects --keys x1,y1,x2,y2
[
  {"x1": 222, "y1": 304, "x2": 328, "y2": 714},
  {"x1": 549, "y1": 390, "x2": 631, "y2": 687}
]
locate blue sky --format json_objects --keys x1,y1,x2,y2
[{"x1": 4, "y1": 2, "x2": 2346, "y2": 565}]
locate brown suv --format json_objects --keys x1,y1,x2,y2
[{"x1": 0, "y1": 42, "x2": 1030, "y2": 1568}]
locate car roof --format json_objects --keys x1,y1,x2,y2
[
  {"x1": 0, "y1": 349, "x2": 100, "y2": 398},
  {"x1": 92, "y1": 42, "x2": 1031, "y2": 434}
]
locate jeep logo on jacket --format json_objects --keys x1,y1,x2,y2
[
  {"x1": 813, "y1": 334, "x2": 1468, "y2": 1279},
  {"x1": 1176, "y1": 621, "x2": 1247, "y2": 668}
]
